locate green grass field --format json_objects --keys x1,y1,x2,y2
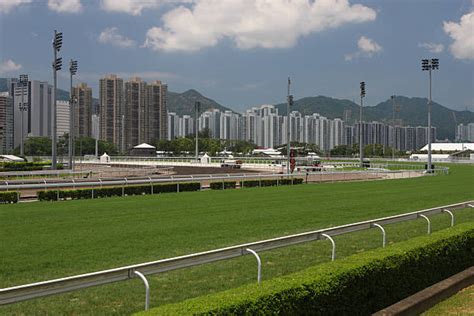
[
  {"x1": 0, "y1": 164, "x2": 473, "y2": 314},
  {"x1": 423, "y1": 285, "x2": 474, "y2": 315}
]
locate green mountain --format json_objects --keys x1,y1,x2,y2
[
  {"x1": 274, "y1": 95, "x2": 474, "y2": 140},
  {"x1": 167, "y1": 89, "x2": 235, "y2": 115}
]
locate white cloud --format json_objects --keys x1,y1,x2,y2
[
  {"x1": 98, "y1": 27, "x2": 136, "y2": 48},
  {"x1": 48, "y1": 0, "x2": 83, "y2": 13},
  {"x1": 418, "y1": 42, "x2": 444, "y2": 54},
  {"x1": 443, "y1": 11, "x2": 474, "y2": 60},
  {"x1": 0, "y1": 59, "x2": 22, "y2": 74},
  {"x1": 0, "y1": 0, "x2": 31, "y2": 13},
  {"x1": 144, "y1": 0, "x2": 376, "y2": 52},
  {"x1": 345, "y1": 36, "x2": 382, "y2": 61},
  {"x1": 101, "y1": 0, "x2": 191, "y2": 16}
]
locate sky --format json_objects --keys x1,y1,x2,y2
[{"x1": 0, "y1": 0, "x2": 473, "y2": 113}]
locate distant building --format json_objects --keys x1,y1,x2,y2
[
  {"x1": 99, "y1": 74, "x2": 124, "y2": 152},
  {"x1": 147, "y1": 80, "x2": 168, "y2": 142},
  {"x1": 124, "y1": 77, "x2": 147, "y2": 150},
  {"x1": 72, "y1": 82, "x2": 93, "y2": 138},
  {"x1": 0, "y1": 92, "x2": 14, "y2": 154},
  {"x1": 457, "y1": 123, "x2": 474, "y2": 142},
  {"x1": 56, "y1": 100, "x2": 70, "y2": 138},
  {"x1": 11, "y1": 80, "x2": 54, "y2": 147}
]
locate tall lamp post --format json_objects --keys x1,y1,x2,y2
[
  {"x1": 18, "y1": 74, "x2": 29, "y2": 157},
  {"x1": 195, "y1": 101, "x2": 200, "y2": 162},
  {"x1": 359, "y1": 81, "x2": 365, "y2": 168},
  {"x1": 69, "y1": 60, "x2": 78, "y2": 170},
  {"x1": 287, "y1": 77, "x2": 293, "y2": 175},
  {"x1": 421, "y1": 58, "x2": 439, "y2": 173},
  {"x1": 52, "y1": 30, "x2": 63, "y2": 169}
]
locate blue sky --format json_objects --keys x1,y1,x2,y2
[{"x1": 0, "y1": 0, "x2": 473, "y2": 112}]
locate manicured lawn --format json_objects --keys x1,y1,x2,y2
[
  {"x1": 423, "y1": 285, "x2": 474, "y2": 315},
  {"x1": 0, "y1": 164, "x2": 472, "y2": 314}
]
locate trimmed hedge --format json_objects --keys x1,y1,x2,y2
[
  {"x1": 240, "y1": 178, "x2": 304, "y2": 188},
  {"x1": 37, "y1": 182, "x2": 201, "y2": 201},
  {"x1": 210, "y1": 181, "x2": 237, "y2": 190},
  {"x1": 0, "y1": 161, "x2": 63, "y2": 172},
  {"x1": 0, "y1": 191, "x2": 19, "y2": 203},
  {"x1": 141, "y1": 224, "x2": 474, "y2": 316}
]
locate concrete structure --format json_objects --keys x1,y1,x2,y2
[
  {"x1": 457, "y1": 123, "x2": 474, "y2": 142},
  {"x1": 0, "y1": 93, "x2": 14, "y2": 154},
  {"x1": 72, "y1": 83, "x2": 92, "y2": 138},
  {"x1": 419, "y1": 143, "x2": 474, "y2": 152}
]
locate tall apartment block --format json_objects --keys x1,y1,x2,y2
[
  {"x1": 0, "y1": 92, "x2": 14, "y2": 154},
  {"x1": 56, "y1": 100, "x2": 70, "y2": 137},
  {"x1": 147, "y1": 80, "x2": 167, "y2": 142},
  {"x1": 124, "y1": 77, "x2": 147, "y2": 149},
  {"x1": 99, "y1": 75, "x2": 124, "y2": 152},
  {"x1": 72, "y1": 83, "x2": 92, "y2": 138}
]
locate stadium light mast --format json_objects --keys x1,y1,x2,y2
[
  {"x1": 195, "y1": 101, "x2": 200, "y2": 162},
  {"x1": 69, "y1": 59, "x2": 78, "y2": 170},
  {"x1": 421, "y1": 58, "x2": 439, "y2": 173},
  {"x1": 359, "y1": 81, "x2": 365, "y2": 168},
  {"x1": 52, "y1": 30, "x2": 63, "y2": 170},
  {"x1": 18, "y1": 74, "x2": 29, "y2": 157},
  {"x1": 287, "y1": 77, "x2": 293, "y2": 175},
  {"x1": 391, "y1": 95, "x2": 396, "y2": 161}
]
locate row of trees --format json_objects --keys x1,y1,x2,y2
[
  {"x1": 13, "y1": 135, "x2": 118, "y2": 157},
  {"x1": 329, "y1": 144, "x2": 405, "y2": 157}
]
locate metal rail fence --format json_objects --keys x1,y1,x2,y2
[
  {"x1": 1, "y1": 201, "x2": 472, "y2": 310},
  {"x1": 0, "y1": 166, "x2": 447, "y2": 193}
]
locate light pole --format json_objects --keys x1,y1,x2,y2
[
  {"x1": 195, "y1": 101, "x2": 200, "y2": 162},
  {"x1": 391, "y1": 95, "x2": 395, "y2": 161},
  {"x1": 359, "y1": 81, "x2": 365, "y2": 168},
  {"x1": 52, "y1": 30, "x2": 63, "y2": 169},
  {"x1": 287, "y1": 77, "x2": 293, "y2": 175},
  {"x1": 18, "y1": 74, "x2": 28, "y2": 157},
  {"x1": 421, "y1": 58, "x2": 439, "y2": 173},
  {"x1": 69, "y1": 59, "x2": 77, "y2": 170}
]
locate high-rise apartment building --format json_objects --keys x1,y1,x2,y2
[
  {"x1": 0, "y1": 92, "x2": 14, "y2": 154},
  {"x1": 124, "y1": 77, "x2": 147, "y2": 149},
  {"x1": 72, "y1": 83, "x2": 92, "y2": 138},
  {"x1": 99, "y1": 74, "x2": 124, "y2": 152},
  {"x1": 147, "y1": 80, "x2": 168, "y2": 142}
]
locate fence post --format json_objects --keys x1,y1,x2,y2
[
  {"x1": 177, "y1": 183, "x2": 180, "y2": 193},
  {"x1": 321, "y1": 233, "x2": 336, "y2": 261},
  {"x1": 133, "y1": 270, "x2": 150, "y2": 311},
  {"x1": 443, "y1": 209, "x2": 455, "y2": 227},
  {"x1": 418, "y1": 214, "x2": 431, "y2": 234},
  {"x1": 245, "y1": 248, "x2": 261, "y2": 284},
  {"x1": 371, "y1": 223, "x2": 386, "y2": 247}
]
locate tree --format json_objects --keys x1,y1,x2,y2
[{"x1": 13, "y1": 137, "x2": 51, "y2": 156}]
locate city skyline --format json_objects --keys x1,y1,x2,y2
[{"x1": 0, "y1": 0, "x2": 473, "y2": 112}]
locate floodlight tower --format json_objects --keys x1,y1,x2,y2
[
  {"x1": 359, "y1": 81, "x2": 365, "y2": 168},
  {"x1": 52, "y1": 30, "x2": 63, "y2": 169},
  {"x1": 18, "y1": 74, "x2": 29, "y2": 157},
  {"x1": 287, "y1": 77, "x2": 293, "y2": 174},
  {"x1": 195, "y1": 101, "x2": 200, "y2": 162},
  {"x1": 69, "y1": 59, "x2": 78, "y2": 170},
  {"x1": 391, "y1": 95, "x2": 396, "y2": 161},
  {"x1": 421, "y1": 58, "x2": 439, "y2": 173}
]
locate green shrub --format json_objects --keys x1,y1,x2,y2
[
  {"x1": 0, "y1": 191, "x2": 19, "y2": 203},
  {"x1": 240, "y1": 178, "x2": 304, "y2": 188},
  {"x1": 210, "y1": 181, "x2": 237, "y2": 190},
  {"x1": 178, "y1": 182, "x2": 201, "y2": 192},
  {"x1": 239, "y1": 180, "x2": 260, "y2": 188},
  {"x1": 142, "y1": 224, "x2": 474, "y2": 316},
  {"x1": 37, "y1": 190, "x2": 60, "y2": 201}
]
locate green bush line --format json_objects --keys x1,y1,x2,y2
[
  {"x1": 0, "y1": 191, "x2": 19, "y2": 203},
  {"x1": 240, "y1": 178, "x2": 304, "y2": 188},
  {"x1": 0, "y1": 161, "x2": 63, "y2": 172},
  {"x1": 210, "y1": 182, "x2": 237, "y2": 190},
  {"x1": 37, "y1": 182, "x2": 201, "y2": 201},
  {"x1": 141, "y1": 224, "x2": 474, "y2": 316}
]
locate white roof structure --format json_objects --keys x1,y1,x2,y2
[
  {"x1": 0, "y1": 155, "x2": 25, "y2": 162},
  {"x1": 419, "y1": 143, "x2": 474, "y2": 151},
  {"x1": 133, "y1": 143, "x2": 156, "y2": 149}
]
